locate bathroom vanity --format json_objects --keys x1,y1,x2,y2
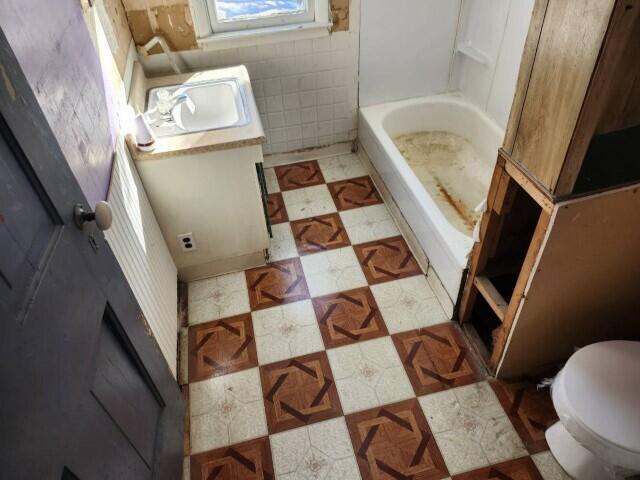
[{"x1": 127, "y1": 65, "x2": 270, "y2": 281}]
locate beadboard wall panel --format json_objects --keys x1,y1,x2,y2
[{"x1": 106, "y1": 140, "x2": 178, "y2": 377}]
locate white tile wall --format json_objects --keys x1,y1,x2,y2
[
  {"x1": 359, "y1": 0, "x2": 461, "y2": 107},
  {"x1": 141, "y1": 2, "x2": 361, "y2": 154},
  {"x1": 450, "y1": 0, "x2": 534, "y2": 128}
]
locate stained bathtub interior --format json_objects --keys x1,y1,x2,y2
[{"x1": 393, "y1": 131, "x2": 492, "y2": 235}]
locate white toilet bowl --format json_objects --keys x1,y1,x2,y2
[{"x1": 546, "y1": 341, "x2": 640, "y2": 479}]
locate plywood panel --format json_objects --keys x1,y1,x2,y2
[
  {"x1": 502, "y1": 0, "x2": 548, "y2": 153},
  {"x1": 497, "y1": 184, "x2": 640, "y2": 378},
  {"x1": 511, "y1": 0, "x2": 615, "y2": 192},
  {"x1": 556, "y1": 1, "x2": 640, "y2": 195},
  {"x1": 595, "y1": 9, "x2": 640, "y2": 134}
]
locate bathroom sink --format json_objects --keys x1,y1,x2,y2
[{"x1": 146, "y1": 78, "x2": 250, "y2": 138}]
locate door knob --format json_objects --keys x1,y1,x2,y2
[{"x1": 74, "y1": 201, "x2": 113, "y2": 231}]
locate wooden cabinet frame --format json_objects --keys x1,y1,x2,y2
[
  {"x1": 504, "y1": 0, "x2": 640, "y2": 198},
  {"x1": 459, "y1": 151, "x2": 552, "y2": 370},
  {"x1": 461, "y1": 0, "x2": 640, "y2": 378},
  {"x1": 460, "y1": 151, "x2": 640, "y2": 378}
]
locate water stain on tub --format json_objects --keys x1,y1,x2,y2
[
  {"x1": 393, "y1": 131, "x2": 490, "y2": 235},
  {"x1": 435, "y1": 184, "x2": 476, "y2": 230}
]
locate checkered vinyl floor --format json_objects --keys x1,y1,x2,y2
[{"x1": 182, "y1": 154, "x2": 569, "y2": 480}]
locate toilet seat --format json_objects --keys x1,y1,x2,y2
[{"x1": 552, "y1": 341, "x2": 640, "y2": 471}]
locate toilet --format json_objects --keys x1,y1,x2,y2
[{"x1": 546, "y1": 341, "x2": 640, "y2": 479}]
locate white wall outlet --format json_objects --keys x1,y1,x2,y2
[{"x1": 177, "y1": 232, "x2": 197, "y2": 252}]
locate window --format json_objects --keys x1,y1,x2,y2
[
  {"x1": 191, "y1": 0, "x2": 331, "y2": 45},
  {"x1": 210, "y1": 0, "x2": 315, "y2": 31}
]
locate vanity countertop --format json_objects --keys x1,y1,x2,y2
[{"x1": 127, "y1": 64, "x2": 265, "y2": 161}]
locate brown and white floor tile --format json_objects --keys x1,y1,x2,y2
[
  {"x1": 189, "y1": 368, "x2": 267, "y2": 454},
  {"x1": 270, "y1": 417, "x2": 361, "y2": 479},
  {"x1": 312, "y1": 287, "x2": 389, "y2": 349},
  {"x1": 268, "y1": 223, "x2": 298, "y2": 262},
  {"x1": 354, "y1": 236, "x2": 423, "y2": 285},
  {"x1": 328, "y1": 176, "x2": 384, "y2": 211},
  {"x1": 188, "y1": 313, "x2": 258, "y2": 383},
  {"x1": 371, "y1": 275, "x2": 448, "y2": 333},
  {"x1": 267, "y1": 192, "x2": 289, "y2": 225},
  {"x1": 275, "y1": 160, "x2": 325, "y2": 191},
  {"x1": 393, "y1": 323, "x2": 484, "y2": 396},
  {"x1": 327, "y1": 337, "x2": 414, "y2": 414},
  {"x1": 318, "y1": 153, "x2": 368, "y2": 182},
  {"x1": 346, "y1": 398, "x2": 449, "y2": 480},
  {"x1": 260, "y1": 351, "x2": 343, "y2": 434},
  {"x1": 451, "y1": 457, "x2": 543, "y2": 480},
  {"x1": 264, "y1": 167, "x2": 280, "y2": 193},
  {"x1": 188, "y1": 272, "x2": 250, "y2": 325},
  {"x1": 300, "y1": 247, "x2": 367, "y2": 297},
  {"x1": 251, "y1": 300, "x2": 324, "y2": 365},
  {"x1": 282, "y1": 184, "x2": 337, "y2": 221},
  {"x1": 489, "y1": 380, "x2": 558, "y2": 454},
  {"x1": 290, "y1": 213, "x2": 351, "y2": 255},
  {"x1": 418, "y1": 381, "x2": 527, "y2": 475},
  {"x1": 245, "y1": 258, "x2": 310, "y2": 311},
  {"x1": 339, "y1": 204, "x2": 400, "y2": 245},
  {"x1": 531, "y1": 451, "x2": 571, "y2": 480},
  {"x1": 189, "y1": 436, "x2": 275, "y2": 480}
]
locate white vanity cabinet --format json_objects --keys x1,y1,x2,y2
[
  {"x1": 128, "y1": 65, "x2": 270, "y2": 281},
  {"x1": 135, "y1": 144, "x2": 269, "y2": 281}
]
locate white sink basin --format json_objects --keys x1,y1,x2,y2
[{"x1": 146, "y1": 78, "x2": 250, "y2": 138}]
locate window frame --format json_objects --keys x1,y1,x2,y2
[
  {"x1": 206, "y1": 0, "x2": 316, "y2": 33},
  {"x1": 189, "y1": 0, "x2": 332, "y2": 48}
]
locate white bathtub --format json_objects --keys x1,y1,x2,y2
[{"x1": 359, "y1": 93, "x2": 504, "y2": 300}]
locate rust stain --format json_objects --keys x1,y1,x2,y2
[{"x1": 436, "y1": 183, "x2": 476, "y2": 230}]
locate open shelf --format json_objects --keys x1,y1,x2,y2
[
  {"x1": 481, "y1": 183, "x2": 542, "y2": 304},
  {"x1": 459, "y1": 152, "x2": 550, "y2": 372},
  {"x1": 466, "y1": 289, "x2": 503, "y2": 353}
]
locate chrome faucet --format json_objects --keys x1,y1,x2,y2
[{"x1": 155, "y1": 89, "x2": 195, "y2": 123}]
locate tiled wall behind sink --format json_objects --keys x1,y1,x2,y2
[{"x1": 141, "y1": 30, "x2": 360, "y2": 154}]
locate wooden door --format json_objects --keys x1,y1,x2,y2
[{"x1": 0, "y1": 26, "x2": 184, "y2": 479}]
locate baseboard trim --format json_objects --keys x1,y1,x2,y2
[
  {"x1": 178, "y1": 250, "x2": 266, "y2": 282},
  {"x1": 263, "y1": 141, "x2": 354, "y2": 168}
]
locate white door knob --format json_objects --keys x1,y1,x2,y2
[{"x1": 74, "y1": 201, "x2": 113, "y2": 231}]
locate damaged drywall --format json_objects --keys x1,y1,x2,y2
[
  {"x1": 122, "y1": 0, "x2": 350, "y2": 51},
  {"x1": 331, "y1": 0, "x2": 349, "y2": 32},
  {"x1": 121, "y1": 0, "x2": 197, "y2": 52}
]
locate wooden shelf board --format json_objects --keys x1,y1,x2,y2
[{"x1": 473, "y1": 276, "x2": 508, "y2": 322}]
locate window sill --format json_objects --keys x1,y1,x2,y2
[{"x1": 197, "y1": 21, "x2": 332, "y2": 51}]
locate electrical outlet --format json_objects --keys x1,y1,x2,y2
[{"x1": 177, "y1": 232, "x2": 197, "y2": 252}]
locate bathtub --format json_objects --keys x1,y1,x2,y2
[{"x1": 359, "y1": 93, "x2": 504, "y2": 300}]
